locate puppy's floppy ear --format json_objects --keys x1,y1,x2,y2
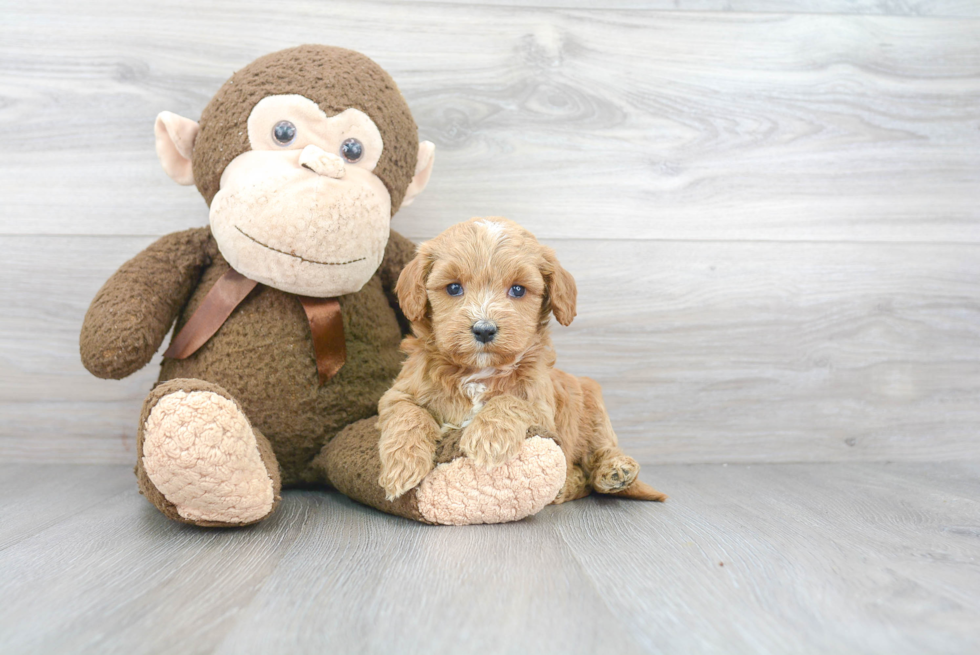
[
  {"x1": 542, "y1": 246, "x2": 577, "y2": 326},
  {"x1": 396, "y1": 244, "x2": 432, "y2": 323}
]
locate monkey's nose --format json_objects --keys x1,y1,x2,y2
[
  {"x1": 472, "y1": 321, "x2": 497, "y2": 344},
  {"x1": 299, "y1": 144, "x2": 345, "y2": 179}
]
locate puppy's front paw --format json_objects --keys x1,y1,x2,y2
[
  {"x1": 591, "y1": 455, "x2": 640, "y2": 493},
  {"x1": 379, "y1": 445, "x2": 434, "y2": 501},
  {"x1": 459, "y1": 415, "x2": 525, "y2": 469}
]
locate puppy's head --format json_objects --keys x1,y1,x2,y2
[{"x1": 397, "y1": 217, "x2": 576, "y2": 368}]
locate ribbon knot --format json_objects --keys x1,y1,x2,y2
[{"x1": 163, "y1": 268, "x2": 346, "y2": 385}]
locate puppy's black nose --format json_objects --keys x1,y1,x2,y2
[{"x1": 472, "y1": 321, "x2": 497, "y2": 344}]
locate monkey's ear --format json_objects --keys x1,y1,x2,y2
[
  {"x1": 400, "y1": 141, "x2": 435, "y2": 208},
  {"x1": 395, "y1": 245, "x2": 431, "y2": 323},
  {"x1": 542, "y1": 246, "x2": 577, "y2": 327},
  {"x1": 154, "y1": 111, "x2": 200, "y2": 186}
]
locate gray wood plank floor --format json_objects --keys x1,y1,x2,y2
[{"x1": 2, "y1": 462, "x2": 978, "y2": 654}]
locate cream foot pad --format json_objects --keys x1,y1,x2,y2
[
  {"x1": 417, "y1": 436, "x2": 566, "y2": 525},
  {"x1": 142, "y1": 390, "x2": 275, "y2": 524}
]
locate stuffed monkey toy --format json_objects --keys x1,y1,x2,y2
[{"x1": 80, "y1": 45, "x2": 567, "y2": 526}]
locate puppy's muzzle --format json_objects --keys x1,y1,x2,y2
[{"x1": 472, "y1": 320, "x2": 497, "y2": 344}]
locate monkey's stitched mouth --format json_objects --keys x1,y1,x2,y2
[{"x1": 236, "y1": 226, "x2": 366, "y2": 266}]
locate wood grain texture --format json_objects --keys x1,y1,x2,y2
[
  {"x1": 0, "y1": 464, "x2": 133, "y2": 551},
  {"x1": 0, "y1": 462, "x2": 978, "y2": 654},
  {"x1": 424, "y1": 0, "x2": 980, "y2": 18},
  {"x1": 3, "y1": 235, "x2": 977, "y2": 464},
  {"x1": 212, "y1": 495, "x2": 645, "y2": 655},
  {"x1": 1, "y1": 2, "x2": 979, "y2": 241},
  {"x1": 554, "y1": 461, "x2": 980, "y2": 654},
  {"x1": 0, "y1": 477, "x2": 316, "y2": 655},
  {"x1": 1, "y1": 1, "x2": 978, "y2": 465}
]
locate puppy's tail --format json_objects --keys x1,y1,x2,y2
[{"x1": 609, "y1": 479, "x2": 667, "y2": 502}]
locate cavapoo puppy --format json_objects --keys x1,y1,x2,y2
[{"x1": 378, "y1": 217, "x2": 665, "y2": 505}]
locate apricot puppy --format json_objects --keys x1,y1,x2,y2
[{"x1": 378, "y1": 217, "x2": 665, "y2": 504}]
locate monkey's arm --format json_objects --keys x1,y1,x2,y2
[
  {"x1": 80, "y1": 227, "x2": 213, "y2": 379},
  {"x1": 378, "y1": 229, "x2": 417, "y2": 336}
]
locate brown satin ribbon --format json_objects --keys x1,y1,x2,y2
[
  {"x1": 298, "y1": 296, "x2": 347, "y2": 385},
  {"x1": 164, "y1": 269, "x2": 258, "y2": 360},
  {"x1": 164, "y1": 269, "x2": 347, "y2": 386}
]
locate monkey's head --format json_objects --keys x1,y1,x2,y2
[{"x1": 153, "y1": 45, "x2": 435, "y2": 297}]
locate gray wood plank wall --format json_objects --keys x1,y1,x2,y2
[{"x1": 1, "y1": 0, "x2": 978, "y2": 465}]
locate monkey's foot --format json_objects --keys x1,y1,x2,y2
[
  {"x1": 591, "y1": 455, "x2": 640, "y2": 494},
  {"x1": 416, "y1": 436, "x2": 566, "y2": 525},
  {"x1": 139, "y1": 385, "x2": 279, "y2": 526}
]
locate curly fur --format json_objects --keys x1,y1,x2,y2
[{"x1": 377, "y1": 217, "x2": 664, "y2": 503}]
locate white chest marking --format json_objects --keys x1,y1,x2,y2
[{"x1": 440, "y1": 369, "x2": 496, "y2": 434}]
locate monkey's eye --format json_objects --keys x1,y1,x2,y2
[
  {"x1": 340, "y1": 138, "x2": 364, "y2": 163},
  {"x1": 509, "y1": 285, "x2": 526, "y2": 298},
  {"x1": 272, "y1": 120, "x2": 297, "y2": 146},
  {"x1": 446, "y1": 283, "x2": 464, "y2": 297}
]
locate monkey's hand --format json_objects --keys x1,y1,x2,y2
[
  {"x1": 80, "y1": 228, "x2": 212, "y2": 379},
  {"x1": 460, "y1": 395, "x2": 539, "y2": 469}
]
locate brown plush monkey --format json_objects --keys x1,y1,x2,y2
[{"x1": 80, "y1": 46, "x2": 567, "y2": 526}]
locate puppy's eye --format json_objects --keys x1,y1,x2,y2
[
  {"x1": 509, "y1": 284, "x2": 526, "y2": 298},
  {"x1": 446, "y1": 283, "x2": 464, "y2": 297},
  {"x1": 272, "y1": 120, "x2": 297, "y2": 146}
]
